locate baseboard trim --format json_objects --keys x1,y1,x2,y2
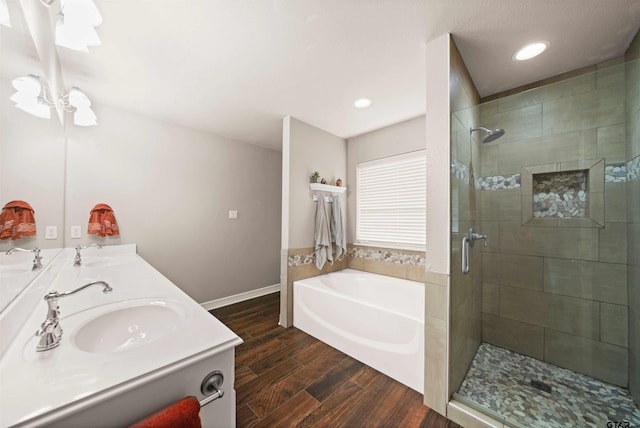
[{"x1": 200, "y1": 284, "x2": 280, "y2": 311}]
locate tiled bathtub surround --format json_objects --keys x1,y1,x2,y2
[
  {"x1": 347, "y1": 246, "x2": 425, "y2": 266},
  {"x1": 287, "y1": 245, "x2": 425, "y2": 281},
  {"x1": 287, "y1": 253, "x2": 314, "y2": 267},
  {"x1": 456, "y1": 343, "x2": 640, "y2": 428},
  {"x1": 532, "y1": 170, "x2": 587, "y2": 218}
]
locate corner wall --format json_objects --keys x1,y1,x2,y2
[
  {"x1": 280, "y1": 116, "x2": 347, "y2": 327},
  {"x1": 423, "y1": 33, "x2": 452, "y2": 416}
]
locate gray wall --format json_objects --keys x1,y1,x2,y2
[
  {"x1": 280, "y1": 116, "x2": 347, "y2": 326},
  {"x1": 1, "y1": 78, "x2": 282, "y2": 304}
]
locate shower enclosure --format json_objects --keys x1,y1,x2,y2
[{"x1": 449, "y1": 58, "x2": 640, "y2": 427}]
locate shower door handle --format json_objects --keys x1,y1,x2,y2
[
  {"x1": 461, "y1": 236, "x2": 470, "y2": 274},
  {"x1": 462, "y1": 228, "x2": 487, "y2": 274}
]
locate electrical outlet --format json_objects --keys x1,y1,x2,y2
[
  {"x1": 229, "y1": 210, "x2": 238, "y2": 219},
  {"x1": 71, "y1": 225, "x2": 82, "y2": 239},
  {"x1": 45, "y1": 226, "x2": 57, "y2": 240}
]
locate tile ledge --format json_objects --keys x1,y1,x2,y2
[{"x1": 447, "y1": 400, "x2": 505, "y2": 428}]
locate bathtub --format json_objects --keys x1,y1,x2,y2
[{"x1": 293, "y1": 269, "x2": 424, "y2": 393}]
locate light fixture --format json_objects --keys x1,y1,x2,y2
[
  {"x1": 55, "y1": 0, "x2": 102, "y2": 52},
  {"x1": 513, "y1": 41, "x2": 549, "y2": 61},
  {"x1": 354, "y1": 98, "x2": 372, "y2": 109},
  {"x1": 10, "y1": 75, "x2": 51, "y2": 119},
  {"x1": 10, "y1": 75, "x2": 97, "y2": 126},
  {"x1": 0, "y1": 0, "x2": 11, "y2": 27}
]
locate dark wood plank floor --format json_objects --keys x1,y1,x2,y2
[{"x1": 210, "y1": 292, "x2": 461, "y2": 428}]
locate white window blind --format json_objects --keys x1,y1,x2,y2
[{"x1": 357, "y1": 150, "x2": 426, "y2": 249}]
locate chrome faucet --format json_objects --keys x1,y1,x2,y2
[
  {"x1": 6, "y1": 247, "x2": 42, "y2": 270},
  {"x1": 35, "y1": 281, "x2": 112, "y2": 352},
  {"x1": 74, "y1": 243, "x2": 102, "y2": 267}
]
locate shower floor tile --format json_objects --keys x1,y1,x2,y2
[{"x1": 456, "y1": 343, "x2": 640, "y2": 428}]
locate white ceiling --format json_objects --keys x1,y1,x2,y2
[{"x1": 1, "y1": 0, "x2": 639, "y2": 151}]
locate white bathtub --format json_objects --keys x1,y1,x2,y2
[{"x1": 293, "y1": 269, "x2": 424, "y2": 393}]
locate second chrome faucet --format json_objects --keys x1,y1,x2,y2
[{"x1": 74, "y1": 243, "x2": 102, "y2": 267}]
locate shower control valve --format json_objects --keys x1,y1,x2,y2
[{"x1": 468, "y1": 228, "x2": 488, "y2": 247}]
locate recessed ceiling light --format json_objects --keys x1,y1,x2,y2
[
  {"x1": 513, "y1": 41, "x2": 549, "y2": 61},
  {"x1": 354, "y1": 98, "x2": 372, "y2": 109}
]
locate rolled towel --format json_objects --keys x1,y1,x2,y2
[
  {"x1": 88, "y1": 203, "x2": 119, "y2": 237},
  {"x1": 0, "y1": 200, "x2": 36, "y2": 241},
  {"x1": 130, "y1": 396, "x2": 201, "y2": 428}
]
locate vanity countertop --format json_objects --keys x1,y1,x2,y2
[{"x1": 0, "y1": 245, "x2": 242, "y2": 427}]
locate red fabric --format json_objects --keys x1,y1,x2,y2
[
  {"x1": 130, "y1": 396, "x2": 201, "y2": 428},
  {"x1": 0, "y1": 200, "x2": 36, "y2": 240},
  {"x1": 87, "y1": 203, "x2": 119, "y2": 237}
]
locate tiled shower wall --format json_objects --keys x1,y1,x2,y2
[
  {"x1": 477, "y1": 62, "x2": 630, "y2": 387},
  {"x1": 626, "y1": 36, "x2": 640, "y2": 403}
]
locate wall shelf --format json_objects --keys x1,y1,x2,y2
[{"x1": 309, "y1": 183, "x2": 346, "y2": 193}]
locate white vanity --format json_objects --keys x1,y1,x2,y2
[{"x1": 0, "y1": 244, "x2": 242, "y2": 427}]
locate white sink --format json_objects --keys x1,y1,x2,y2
[
  {"x1": 81, "y1": 256, "x2": 136, "y2": 269},
  {"x1": 71, "y1": 299, "x2": 190, "y2": 354},
  {"x1": 0, "y1": 265, "x2": 33, "y2": 279}
]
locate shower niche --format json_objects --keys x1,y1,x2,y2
[{"x1": 521, "y1": 159, "x2": 605, "y2": 228}]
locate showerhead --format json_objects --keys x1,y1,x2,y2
[{"x1": 470, "y1": 126, "x2": 506, "y2": 143}]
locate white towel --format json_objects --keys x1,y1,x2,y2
[
  {"x1": 314, "y1": 196, "x2": 333, "y2": 269},
  {"x1": 331, "y1": 195, "x2": 346, "y2": 260}
]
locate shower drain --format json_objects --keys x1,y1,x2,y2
[{"x1": 531, "y1": 380, "x2": 553, "y2": 394}]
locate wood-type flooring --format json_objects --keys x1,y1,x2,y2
[{"x1": 210, "y1": 292, "x2": 461, "y2": 428}]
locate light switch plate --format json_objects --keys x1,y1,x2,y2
[
  {"x1": 45, "y1": 226, "x2": 57, "y2": 240},
  {"x1": 229, "y1": 210, "x2": 238, "y2": 219},
  {"x1": 71, "y1": 225, "x2": 82, "y2": 239}
]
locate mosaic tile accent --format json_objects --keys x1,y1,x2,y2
[
  {"x1": 288, "y1": 253, "x2": 314, "y2": 267},
  {"x1": 456, "y1": 343, "x2": 640, "y2": 428},
  {"x1": 605, "y1": 163, "x2": 627, "y2": 183},
  {"x1": 628, "y1": 156, "x2": 640, "y2": 182},
  {"x1": 532, "y1": 170, "x2": 587, "y2": 218},
  {"x1": 477, "y1": 174, "x2": 521, "y2": 190},
  {"x1": 451, "y1": 158, "x2": 470, "y2": 184},
  {"x1": 347, "y1": 246, "x2": 425, "y2": 267}
]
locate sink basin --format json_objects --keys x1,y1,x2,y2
[
  {"x1": 0, "y1": 265, "x2": 33, "y2": 279},
  {"x1": 81, "y1": 256, "x2": 136, "y2": 269},
  {"x1": 71, "y1": 299, "x2": 189, "y2": 354}
]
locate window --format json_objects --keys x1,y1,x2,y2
[{"x1": 356, "y1": 150, "x2": 426, "y2": 249}]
